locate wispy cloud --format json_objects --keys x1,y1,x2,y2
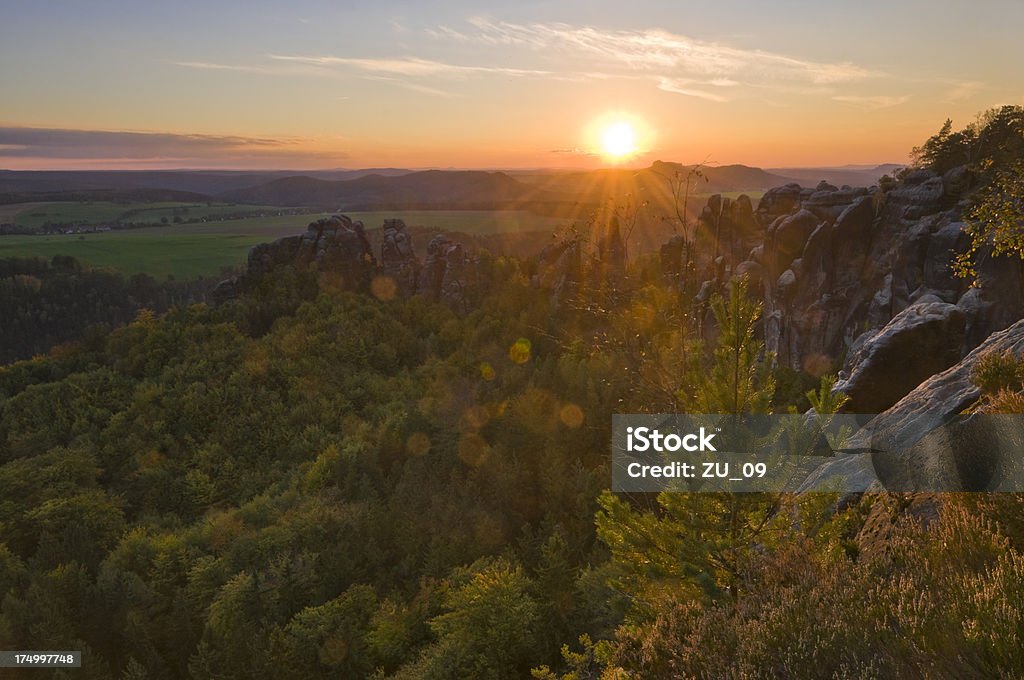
[
  {"x1": 832, "y1": 94, "x2": 910, "y2": 110},
  {"x1": 456, "y1": 18, "x2": 875, "y2": 84},
  {"x1": 176, "y1": 19, "x2": 878, "y2": 103},
  {"x1": 550, "y1": 147, "x2": 596, "y2": 157},
  {"x1": 173, "y1": 60, "x2": 271, "y2": 73},
  {"x1": 268, "y1": 54, "x2": 549, "y2": 78},
  {"x1": 942, "y1": 80, "x2": 985, "y2": 103},
  {"x1": 657, "y1": 78, "x2": 732, "y2": 102},
  {"x1": 0, "y1": 126, "x2": 342, "y2": 168}
]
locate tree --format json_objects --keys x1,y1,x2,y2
[
  {"x1": 911, "y1": 118, "x2": 973, "y2": 172},
  {"x1": 394, "y1": 558, "x2": 542, "y2": 680},
  {"x1": 684, "y1": 277, "x2": 775, "y2": 414},
  {"x1": 954, "y1": 161, "x2": 1024, "y2": 281},
  {"x1": 597, "y1": 277, "x2": 780, "y2": 609}
]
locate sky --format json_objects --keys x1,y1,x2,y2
[{"x1": 1, "y1": 0, "x2": 1023, "y2": 170}]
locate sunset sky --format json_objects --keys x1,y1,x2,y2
[{"x1": 2, "y1": 0, "x2": 1023, "y2": 170}]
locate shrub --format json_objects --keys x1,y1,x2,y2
[{"x1": 970, "y1": 349, "x2": 1024, "y2": 394}]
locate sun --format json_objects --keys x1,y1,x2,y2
[{"x1": 600, "y1": 121, "x2": 638, "y2": 160}]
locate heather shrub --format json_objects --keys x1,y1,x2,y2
[
  {"x1": 971, "y1": 349, "x2": 1024, "y2": 394},
  {"x1": 606, "y1": 502, "x2": 1024, "y2": 678}
]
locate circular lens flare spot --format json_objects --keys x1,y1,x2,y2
[
  {"x1": 509, "y1": 338, "x2": 532, "y2": 364},
  {"x1": 406, "y1": 432, "x2": 432, "y2": 457},
  {"x1": 371, "y1": 275, "x2": 398, "y2": 301},
  {"x1": 559, "y1": 403, "x2": 585, "y2": 429}
]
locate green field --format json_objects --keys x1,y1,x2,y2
[
  {"x1": 9, "y1": 201, "x2": 295, "y2": 230},
  {"x1": 0, "y1": 209, "x2": 571, "y2": 279},
  {"x1": 0, "y1": 232, "x2": 269, "y2": 279}
]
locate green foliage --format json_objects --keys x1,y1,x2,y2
[
  {"x1": 531, "y1": 634, "x2": 620, "y2": 680},
  {"x1": 0, "y1": 256, "x2": 210, "y2": 363},
  {"x1": 2, "y1": 170, "x2": 1024, "y2": 679},
  {"x1": 682, "y1": 277, "x2": 775, "y2": 414},
  {"x1": 981, "y1": 388, "x2": 1024, "y2": 414},
  {"x1": 912, "y1": 105, "x2": 1024, "y2": 175},
  {"x1": 911, "y1": 118, "x2": 974, "y2": 173},
  {"x1": 607, "y1": 501, "x2": 1024, "y2": 678},
  {"x1": 954, "y1": 161, "x2": 1024, "y2": 280},
  {"x1": 597, "y1": 277, "x2": 780, "y2": 621},
  {"x1": 396, "y1": 558, "x2": 542, "y2": 680},
  {"x1": 806, "y1": 373, "x2": 850, "y2": 414},
  {"x1": 0, "y1": 258, "x2": 619, "y2": 677}
]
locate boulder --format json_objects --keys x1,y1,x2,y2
[
  {"x1": 767, "y1": 209, "x2": 819, "y2": 275},
  {"x1": 804, "y1": 186, "x2": 868, "y2": 223},
  {"x1": 733, "y1": 260, "x2": 763, "y2": 283},
  {"x1": 756, "y1": 183, "x2": 804, "y2": 225},
  {"x1": 847, "y1": 318, "x2": 1024, "y2": 452},
  {"x1": 835, "y1": 301, "x2": 966, "y2": 413}
]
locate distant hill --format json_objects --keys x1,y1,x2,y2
[
  {"x1": 766, "y1": 164, "x2": 903, "y2": 188},
  {"x1": 0, "y1": 187, "x2": 214, "y2": 206},
  {"x1": 0, "y1": 163, "x2": 898, "y2": 213},
  {"x1": 218, "y1": 170, "x2": 569, "y2": 210},
  {"x1": 0, "y1": 168, "x2": 414, "y2": 198}
]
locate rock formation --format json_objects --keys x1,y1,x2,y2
[
  {"x1": 800, "y1": 318, "x2": 1024, "y2": 493},
  {"x1": 214, "y1": 214, "x2": 477, "y2": 310},
  {"x1": 379, "y1": 218, "x2": 420, "y2": 296},
  {"x1": 422, "y1": 234, "x2": 475, "y2": 312},
  {"x1": 701, "y1": 171, "x2": 1022, "y2": 398}
]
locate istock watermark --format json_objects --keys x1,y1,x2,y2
[{"x1": 611, "y1": 413, "x2": 1024, "y2": 493}]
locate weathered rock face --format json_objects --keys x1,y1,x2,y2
[
  {"x1": 834, "y1": 301, "x2": 966, "y2": 413},
  {"x1": 296, "y1": 215, "x2": 377, "y2": 291},
  {"x1": 669, "y1": 166, "x2": 1024, "y2": 393},
  {"x1": 757, "y1": 183, "x2": 806, "y2": 225},
  {"x1": 799, "y1": 319, "x2": 1024, "y2": 494},
  {"x1": 249, "y1": 235, "x2": 304, "y2": 279},
  {"x1": 698, "y1": 193, "x2": 763, "y2": 265},
  {"x1": 379, "y1": 219, "x2": 420, "y2": 296},
  {"x1": 422, "y1": 234, "x2": 474, "y2": 312},
  {"x1": 850, "y1": 318, "x2": 1024, "y2": 451},
  {"x1": 765, "y1": 209, "x2": 818, "y2": 278}
]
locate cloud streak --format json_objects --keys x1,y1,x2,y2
[
  {"x1": 268, "y1": 54, "x2": 550, "y2": 78},
  {"x1": 176, "y1": 19, "x2": 883, "y2": 103},
  {"x1": 445, "y1": 18, "x2": 876, "y2": 97},
  {"x1": 0, "y1": 126, "x2": 343, "y2": 168},
  {"x1": 831, "y1": 95, "x2": 910, "y2": 110}
]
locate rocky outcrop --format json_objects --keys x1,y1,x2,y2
[
  {"x1": 835, "y1": 300, "x2": 966, "y2": 413},
  {"x1": 422, "y1": 234, "x2": 475, "y2": 312},
  {"x1": 215, "y1": 214, "x2": 478, "y2": 311},
  {"x1": 849, "y1": 318, "x2": 1024, "y2": 451},
  {"x1": 799, "y1": 319, "x2": 1024, "y2": 493},
  {"x1": 666, "y1": 164, "x2": 1024, "y2": 403},
  {"x1": 295, "y1": 215, "x2": 376, "y2": 290},
  {"x1": 660, "y1": 235, "x2": 685, "y2": 285},
  {"x1": 380, "y1": 219, "x2": 420, "y2": 296},
  {"x1": 697, "y1": 193, "x2": 763, "y2": 265}
]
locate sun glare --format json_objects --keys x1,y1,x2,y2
[{"x1": 601, "y1": 121, "x2": 638, "y2": 160}]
